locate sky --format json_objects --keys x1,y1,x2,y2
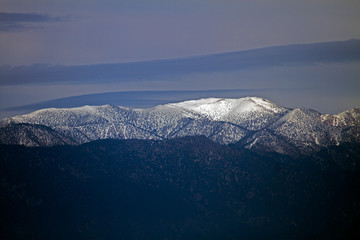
[{"x1": 0, "y1": 0, "x2": 360, "y2": 119}]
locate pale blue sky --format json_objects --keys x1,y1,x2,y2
[
  {"x1": 1, "y1": 0, "x2": 359, "y2": 65},
  {"x1": 0, "y1": 0, "x2": 359, "y2": 119}
]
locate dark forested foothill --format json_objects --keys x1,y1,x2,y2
[{"x1": 1, "y1": 137, "x2": 360, "y2": 239}]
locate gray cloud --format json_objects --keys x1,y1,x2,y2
[
  {"x1": 0, "y1": 12, "x2": 62, "y2": 31},
  {"x1": 0, "y1": 39, "x2": 359, "y2": 85}
]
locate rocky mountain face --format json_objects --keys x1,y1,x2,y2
[{"x1": 1, "y1": 97, "x2": 359, "y2": 154}]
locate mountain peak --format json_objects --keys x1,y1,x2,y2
[{"x1": 167, "y1": 97, "x2": 285, "y2": 121}]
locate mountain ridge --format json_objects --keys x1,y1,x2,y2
[{"x1": 1, "y1": 97, "x2": 359, "y2": 155}]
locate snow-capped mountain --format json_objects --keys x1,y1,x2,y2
[{"x1": 1, "y1": 97, "x2": 359, "y2": 154}]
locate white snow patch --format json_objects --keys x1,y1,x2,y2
[
  {"x1": 248, "y1": 138, "x2": 258, "y2": 149},
  {"x1": 168, "y1": 97, "x2": 283, "y2": 120}
]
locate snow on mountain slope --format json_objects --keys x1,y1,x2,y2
[
  {"x1": 2, "y1": 105, "x2": 162, "y2": 144},
  {"x1": 243, "y1": 107, "x2": 358, "y2": 153},
  {"x1": 168, "y1": 97, "x2": 288, "y2": 130},
  {"x1": 8, "y1": 105, "x2": 135, "y2": 127},
  {"x1": 269, "y1": 108, "x2": 330, "y2": 147},
  {"x1": 0, "y1": 123, "x2": 76, "y2": 147},
  {"x1": 171, "y1": 97, "x2": 283, "y2": 117},
  {"x1": 0, "y1": 97, "x2": 359, "y2": 153},
  {"x1": 321, "y1": 108, "x2": 360, "y2": 127}
]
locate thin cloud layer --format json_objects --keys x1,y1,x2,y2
[
  {"x1": 0, "y1": 39, "x2": 359, "y2": 85},
  {"x1": 4, "y1": 89, "x2": 262, "y2": 111},
  {"x1": 0, "y1": 12, "x2": 62, "y2": 31}
]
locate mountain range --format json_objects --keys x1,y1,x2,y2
[
  {"x1": 1, "y1": 96, "x2": 360, "y2": 239},
  {"x1": 1, "y1": 97, "x2": 359, "y2": 155}
]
